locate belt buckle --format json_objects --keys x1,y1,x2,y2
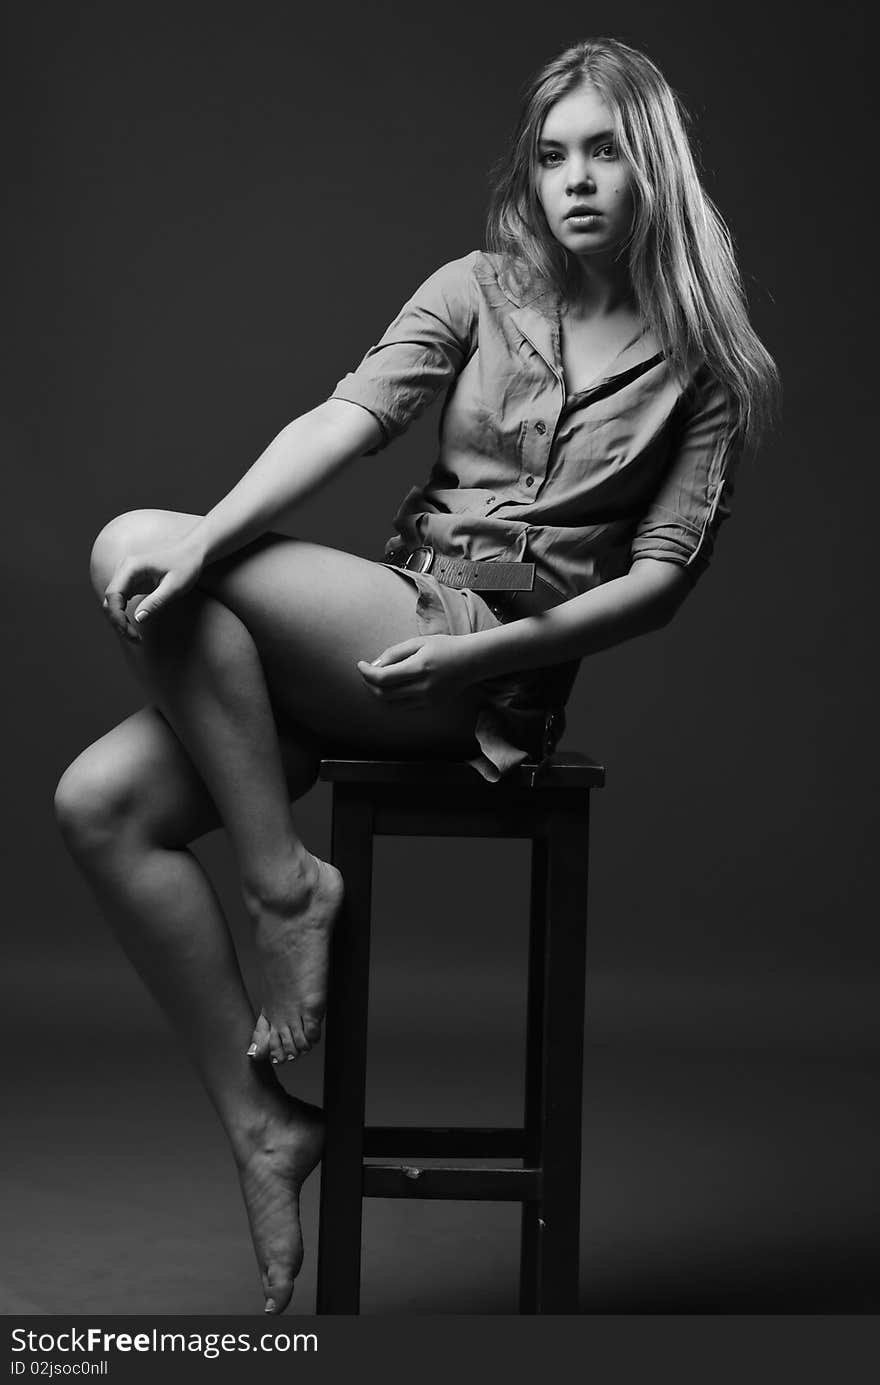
[{"x1": 403, "y1": 545, "x2": 434, "y2": 575}]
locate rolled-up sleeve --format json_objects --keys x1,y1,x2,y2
[
  {"x1": 629, "y1": 367, "x2": 743, "y2": 582},
  {"x1": 328, "y1": 250, "x2": 479, "y2": 452}
]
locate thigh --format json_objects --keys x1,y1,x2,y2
[
  {"x1": 91, "y1": 508, "x2": 482, "y2": 756},
  {"x1": 201, "y1": 534, "x2": 483, "y2": 756}
]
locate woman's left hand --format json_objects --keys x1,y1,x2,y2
[{"x1": 357, "y1": 633, "x2": 480, "y2": 707}]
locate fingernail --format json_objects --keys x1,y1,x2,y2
[
  {"x1": 264, "y1": 1299, "x2": 276, "y2": 1313},
  {"x1": 134, "y1": 611, "x2": 148, "y2": 623},
  {"x1": 246, "y1": 1044, "x2": 258, "y2": 1057}
]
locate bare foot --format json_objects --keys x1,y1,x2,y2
[
  {"x1": 234, "y1": 1098, "x2": 324, "y2": 1315},
  {"x1": 247, "y1": 854, "x2": 344, "y2": 1063}
]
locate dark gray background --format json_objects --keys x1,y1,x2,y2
[{"x1": 2, "y1": 0, "x2": 877, "y2": 1315}]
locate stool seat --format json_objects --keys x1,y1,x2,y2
[
  {"x1": 315, "y1": 748, "x2": 605, "y2": 1313},
  {"x1": 319, "y1": 751, "x2": 605, "y2": 789}
]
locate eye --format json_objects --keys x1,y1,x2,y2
[
  {"x1": 595, "y1": 142, "x2": 617, "y2": 159},
  {"x1": 538, "y1": 149, "x2": 563, "y2": 166}
]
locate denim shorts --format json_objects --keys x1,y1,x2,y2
[{"x1": 378, "y1": 562, "x2": 579, "y2": 783}]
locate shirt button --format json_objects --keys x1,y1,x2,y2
[
  {"x1": 534, "y1": 421, "x2": 547, "y2": 435},
  {"x1": 525, "y1": 476, "x2": 534, "y2": 487}
]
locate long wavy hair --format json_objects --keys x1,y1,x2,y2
[{"x1": 486, "y1": 38, "x2": 779, "y2": 450}]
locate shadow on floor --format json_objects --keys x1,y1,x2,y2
[{"x1": 2, "y1": 953, "x2": 879, "y2": 1314}]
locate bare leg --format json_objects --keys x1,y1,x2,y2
[
  {"x1": 54, "y1": 709, "x2": 325, "y2": 1313},
  {"x1": 98, "y1": 577, "x2": 344, "y2": 1065},
  {"x1": 88, "y1": 510, "x2": 482, "y2": 1066},
  {"x1": 71, "y1": 508, "x2": 484, "y2": 1312}
]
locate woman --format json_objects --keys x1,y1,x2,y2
[{"x1": 54, "y1": 38, "x2": 778, "y2": 1314}]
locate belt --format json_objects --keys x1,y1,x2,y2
[{"x1": 385, "y1": 544, "x2": 565, "y2": 621}]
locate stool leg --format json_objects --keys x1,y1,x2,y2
[
  {"x1": 526, "y1": 793, "x2": 592, "y2": 1313},
  {"x1": 315, "y1": 785, "x2": 374, "y2": 1314},
  {"x1": 519, "y1": 834, "x2": 547, "y2": 1313}
]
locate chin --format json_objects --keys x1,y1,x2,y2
[
  {"x1": 561, "y1": 230, "x2": 612, "y2": 251},
  {"x1": 557, "y1": 219, "x2": 600, "y2": 237}
]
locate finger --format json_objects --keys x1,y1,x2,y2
[
  {"x1": 103, "y1": 587, "x2": 133, "y2": 634},
  {"x1": 357, "y1": 659, "x2": 399, "y2": 683},
  {"x1": 362, "y1": 675, "x2": 428, "y2": 705},
  {"x1": 361, "y1": 674, "x2": 428, "y2": 704},
  {"x1": 103, "y1": 554, "x2": 146, "y2": 618},
  {"x1": 103, "y1": 595, "x2": 142, "y2": 644},
  {"x1": 357, "y1": 661, "x2": 388, "y2": 686},
  {"x1": 132, "y1": 573, "x2": 178, "y2": 625},
  {"x1": 357, "y1": 657, "x2": 422, "y2": 687},
  {"x1": 365, "y1": 638, "x2": 425, "y2": 669}
]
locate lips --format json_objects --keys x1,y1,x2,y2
[{"x1": 565, "y1": 206, "x2": 601, "y2": 218}]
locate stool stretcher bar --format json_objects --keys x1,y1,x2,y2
[{"x1": 363, "y1": 1165, "x2": 542, "y2": 1201}]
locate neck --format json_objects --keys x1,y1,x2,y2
[{"x1": 566, "y1": 252, "x2": 635, "y2": 317}]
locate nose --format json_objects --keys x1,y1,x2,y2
[{"x1": 565, "y1": 157, "x2": 596, "y2": 195}]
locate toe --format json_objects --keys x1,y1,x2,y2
[
  {"x1": 268, "y1": 1027, "x2": 286, "y2": 1067},
  {"x1": 265, "y1": 1268, "x2": 294, "y2": 1315},
  {"x1": 248, "y1": 1012, "x2": 271, "y2": 1059},
  {"x1": 278, "y1": 1025, "x2": 298, "y2": 1062},
  {"x1": 290, "y1": 1017, "x2": 312, "y2": 1056},
  {"x1": 303, "y1": 1015, "x2": 323, "y2": 1048}
]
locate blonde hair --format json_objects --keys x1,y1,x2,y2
[{"x1": 486, "y1": 38, "x2": 779, "y2": 449}]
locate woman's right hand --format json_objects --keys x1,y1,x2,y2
[{"x1": 102, "y1": 535, "x2": 207, "y2": 642}]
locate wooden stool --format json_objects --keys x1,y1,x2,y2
[{"x1": 315, "y1": 751, "x2": 605, "y2": 1314}]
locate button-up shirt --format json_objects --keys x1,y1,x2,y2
[{"x1": 330, "y1": 250, "x2": 741, "y2": 600}]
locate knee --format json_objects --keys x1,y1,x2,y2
[
  {"x1": 54, "y1": 747, "x2": 139, "y2": 857},
  {"x1": 89, "y1": 510, "x2": 153, "y2": 596},
  {"x1": 88, "y1": 508, "x2": 202, "y2": 596}
]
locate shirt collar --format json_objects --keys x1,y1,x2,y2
[
  {"x1": 490, "y1": 253, "x2": 556, "y2": 312},
  {"x1": 481, "y1": 251, "x2": 669, "y2": 385}
]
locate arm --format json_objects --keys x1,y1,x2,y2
[
  {"x1": 358, "y1": 558, "x2": 691, "y2": 702},
  {"x1": 360, "y1": 368, "x2": 742, "y2": 703},
  {"x1": 187, "y1": 399, "x2": 381, "y2": 564},
  {"x1": 104, "y1": 254, "x2": 477, "y2": 634},
  {"x1": 464, "y1": 370, "x2": 743, "y2": 679},
  {"x1": 194, "y1": 251, "x2": 478, "y2": 559},
  {"x1": 463, "y1": 558, "x2": 692, "y2": 681},
  {"x1": 102, "y1": 399, "x2": 380, "y2": 634},
  {"x1": 194, "y1": 248, "x2": 475, "y2": 559}
]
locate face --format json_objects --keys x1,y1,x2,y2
[{"x1": 535, "y1": 82, "x2": 635, "y2": 261}]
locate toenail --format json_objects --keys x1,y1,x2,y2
[
  {"x1": 286, "y1": 1055, "x2": 296, "y2": 1062},
  {"x1": 264, "y1": 1299, "x2": 276, "y2": 1313},
  {"x1": 271, "y1": 1058, "x2": 279, "y2": 1065},
  {"x1": 246, "y1": 1044, "x2": 258, "y2": 1057}
]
